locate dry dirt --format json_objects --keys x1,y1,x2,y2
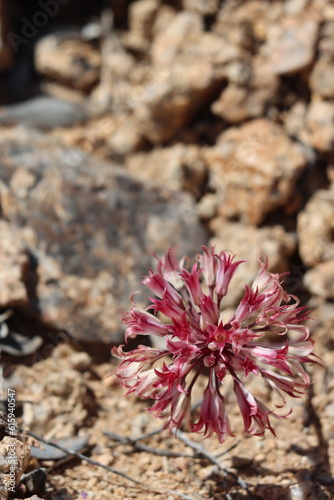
[{"x1": 3, "y1": 316, "x2": 334, "y2": 500}]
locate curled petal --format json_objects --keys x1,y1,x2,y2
[
  {"x1": 233, "y1": 379, "x2": 275, "y2": 436},
  {"x1": 199, "y1": 295, "x2": 220, "y2": 329},
  {"x1": 143, "y1": 271, "x2": 183, "y2": 305},
  {"x1": 157, "y1": 247, "x2": 185, "y2": 290},
  {"x1": 215, "y1": 252, "x2": 244, "y2": 300},
  {"x1": 166, "y1": 392, "x2": 192, "y2": 432},
  {"x1": 233, "y1": 379, "x2": 258, "y2": 432},
  {"x1": 150, "y1": 291, "x2": 185, "y2": 321},
  {"x1": 197, "y1": 244, "x2": 217, "y2": 288},
  {"x1": 234, "y1": 286, "x2": 266, "y2": 323},
  {"x1": 261, "y1": 369, "x2": 308, "y2": 398},
  {"x1": 180, "y1": 263, "x2": 204, "y2": 306},
  {"x1": 193, "y1": 374, "x2": 234, "y2": 443},
  {"x1": 123, "y1": 307, "x2": 171, "y2": 340}
]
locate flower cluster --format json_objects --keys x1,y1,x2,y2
[{"x1": 112, "y1": 246, "x2": 316, "y2": 443}]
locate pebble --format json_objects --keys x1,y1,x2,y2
[{"x1": 0, "y1": 96, "x2": 86, "y2": 128}]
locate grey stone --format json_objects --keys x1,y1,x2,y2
[
  {"x1": 0, "y1": 96, "x2": 86, "y2": 129},
  {"x1": 0, "y1": 127, "x2": 207, "y2": 343}
]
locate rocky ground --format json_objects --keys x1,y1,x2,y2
[{"x1": 0, "y1": 0, "x2": 334, "y2": 498}]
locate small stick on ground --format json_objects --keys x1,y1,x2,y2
[
  {"x1": 28, "y1": 430, "x2": 142, "y2": 485},
  {"x1": 27, "y1": 430, "x2": 198, "y2": 500},
  {"x1": 104, "y1": 430, "x2": 194, "y2": 458},
  {"x1": 173, "y1": 429, "x2": 256, "y2": 499}
]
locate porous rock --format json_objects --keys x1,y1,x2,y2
[
  {"x1": 303, "y1": 99, "x2": 334, "y2": 152},
  {"x1": 310, "y1": 54, "x2": 334, "y2": 99},
  {"x1": 125, "y1": 144, "x2": 207, "y2": 195},
  {"x1": 136, "y1": 12, "x2": 241, "y2": 143},
  {"x1": 123, "y1": 0, "x2": 160, "y2": 50},
  {"x1": 304, "y1": 260, "x2": 334, "y2": 299},
  {"x1": 0, "y1": 437, "x2": 30, "y2": 499},
  {"x1": 259, "y1": 16, "x2": 319, "y2": 76},
  {"x1": 0, "y1": 220, "x2": 30, "y2": 308},
  {"x1": 35, "y1": 34, "x2": 101, "y2": 92},
  {"x1": 0, "y1": 126, "x2": 207, "y2": 343},
  {"x1": 211, "y1": 59, "x2": 280, "y2": 124},
  {"x1": 206, "y1": 119, "x2": 307, "y2": 224},
  {"x1": 182, "y1": 0, "x2": 218, "y2": 16},
  {"x1": 209, "y1": 221, "x2": 296, "y2": 307},
  {"x1": 297, "y1": 190, "x2": 334, "y2": 267}
]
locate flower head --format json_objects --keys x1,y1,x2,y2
[{"x1": 112, "y1": 246, "x2": 317, "y2": 443}]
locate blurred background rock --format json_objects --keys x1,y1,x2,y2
[{"x1": 0, "y1": 0, "x2": 333, "y2": 346}]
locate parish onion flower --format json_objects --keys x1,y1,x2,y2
[{"x1": 112, "y1": 246, "x2": 316, "y2": 443}]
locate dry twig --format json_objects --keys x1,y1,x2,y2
[
  {"x1": 104, "y1": 426, "x2": 253, "y2": 499},
  {"x1": 28, "y1": 430, "x2": 142, "y2": 485},
  {"x1": 173, "y1": 430, "x2": 256, "y2": 499},
  {"x1": 27, "y1": 430, "x2": 198, "y2": 500},
  {"x1": 104, "y1": 430, "x2": 194, "y2": 458}
]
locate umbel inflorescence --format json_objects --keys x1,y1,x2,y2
[{"x1": 112, "y1": 246, "x2": 316, "y2": 443}]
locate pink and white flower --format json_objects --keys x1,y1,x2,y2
[{"x1": 112, "y1": 246, "x2": 317, "y2": 443}]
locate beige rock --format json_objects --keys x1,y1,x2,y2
[
  {"x1": 185, "y1": 32, "x2": 241, "y2": 67},
  {"x1": 0, "y1": 221, "x2": 30, "y2": 307},
  {"x1": 317, "y1": 20, "x2": 334, "y2": 56},
  {"x1": 107, "y1": 117, "x2": 144, "y2": 156},
  {"x1": 304, "y1": 260, "x2": 334, "y2": 299},
  {"x1": 152, "y1": 5, "x2": 177, "y2": 38},
  {"x1": 35, "y1": 34, "x2": 101, "y2": 92},
  {"x1": 125, "y1": 144, "x2": 206, "y2": 195},
  {"x1": 153, "y1": 11, "x2": 241, "y2": 67},
  {"x1": 302, "y1": 99, "x2": 334, "y2": 152},
  {"x1": 223, "y1": 60, "x2": 251, "y2": 86},
  {"x1": 129, "y1": 0, "x2": 160, "y2": 36},
  {"x1": 212, "y1": 84, "x2": 272, "y2": 124},
  {"x1": 68, "y1": 351, "x2": 92, "y2": 372},
  {"x1": 152, "y1": 11, "x2": 203, "y2": 67},
  {"x1": 206, "y1": 119, "x2": 307, "y2": 224},
  {"x1": 213, "y1": 61, "x2": 280, "y2": 124},
  {"x1": 213, "y1": 0, "x2": 269, "y2": 50},
  {"x1": 134, "y1": 25, "x2": 242, "y2": 142},
  {"x1": 182, "y1": 0, "x2": 218, "y2": 16},
  {"x1": 117, "y1": 10, "x2": 242, "y2": 142},
  {"x1": 133, "y1": 60, "x2": 223, "y2": 143},
  {"x1": 9, "y1": 168, "x2": 37, "y2": 200},
  {"x1": 214, "y1": 21, "x2": 253, "y2": 52},
  {"x1": 284, "y1": 0, "x2": 309, "y2": 16},
  {"x1": 297, "y1": 190, "x2": 334, "y2": 267},
  {"x1": 0, "y1": 437, "x2": 30, "y2": 499},
  {"x1": 259, "y1": 17, "x2": 319, "y2": 75},
  {"x1": 124, "y1": 0, "x2": 160, "y2": 49},
  {"x1": 310, "y1": 54, "x2": 334, "y2": 99},
  {"x1": 88, "y1": 37, "x2": 136, "y2": 116},
  {"x1": 328, "y1": 165, "x2": 334, "y2": 186},
  {"x1": 195, "y1": 193, "x2": 217, "y2": 221},
  {"x1": 22, "y1": 345, "x2": 97, "y2": 438},
  {"x1": 0, "y1": 180, "x2": 17, "y2": 219},
  {"x1": 283, "y1": 101, "x2": 308, "y2": 138},
  {"x1": 209, "y1": 221, "x2": 296, "y2": 307}
]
